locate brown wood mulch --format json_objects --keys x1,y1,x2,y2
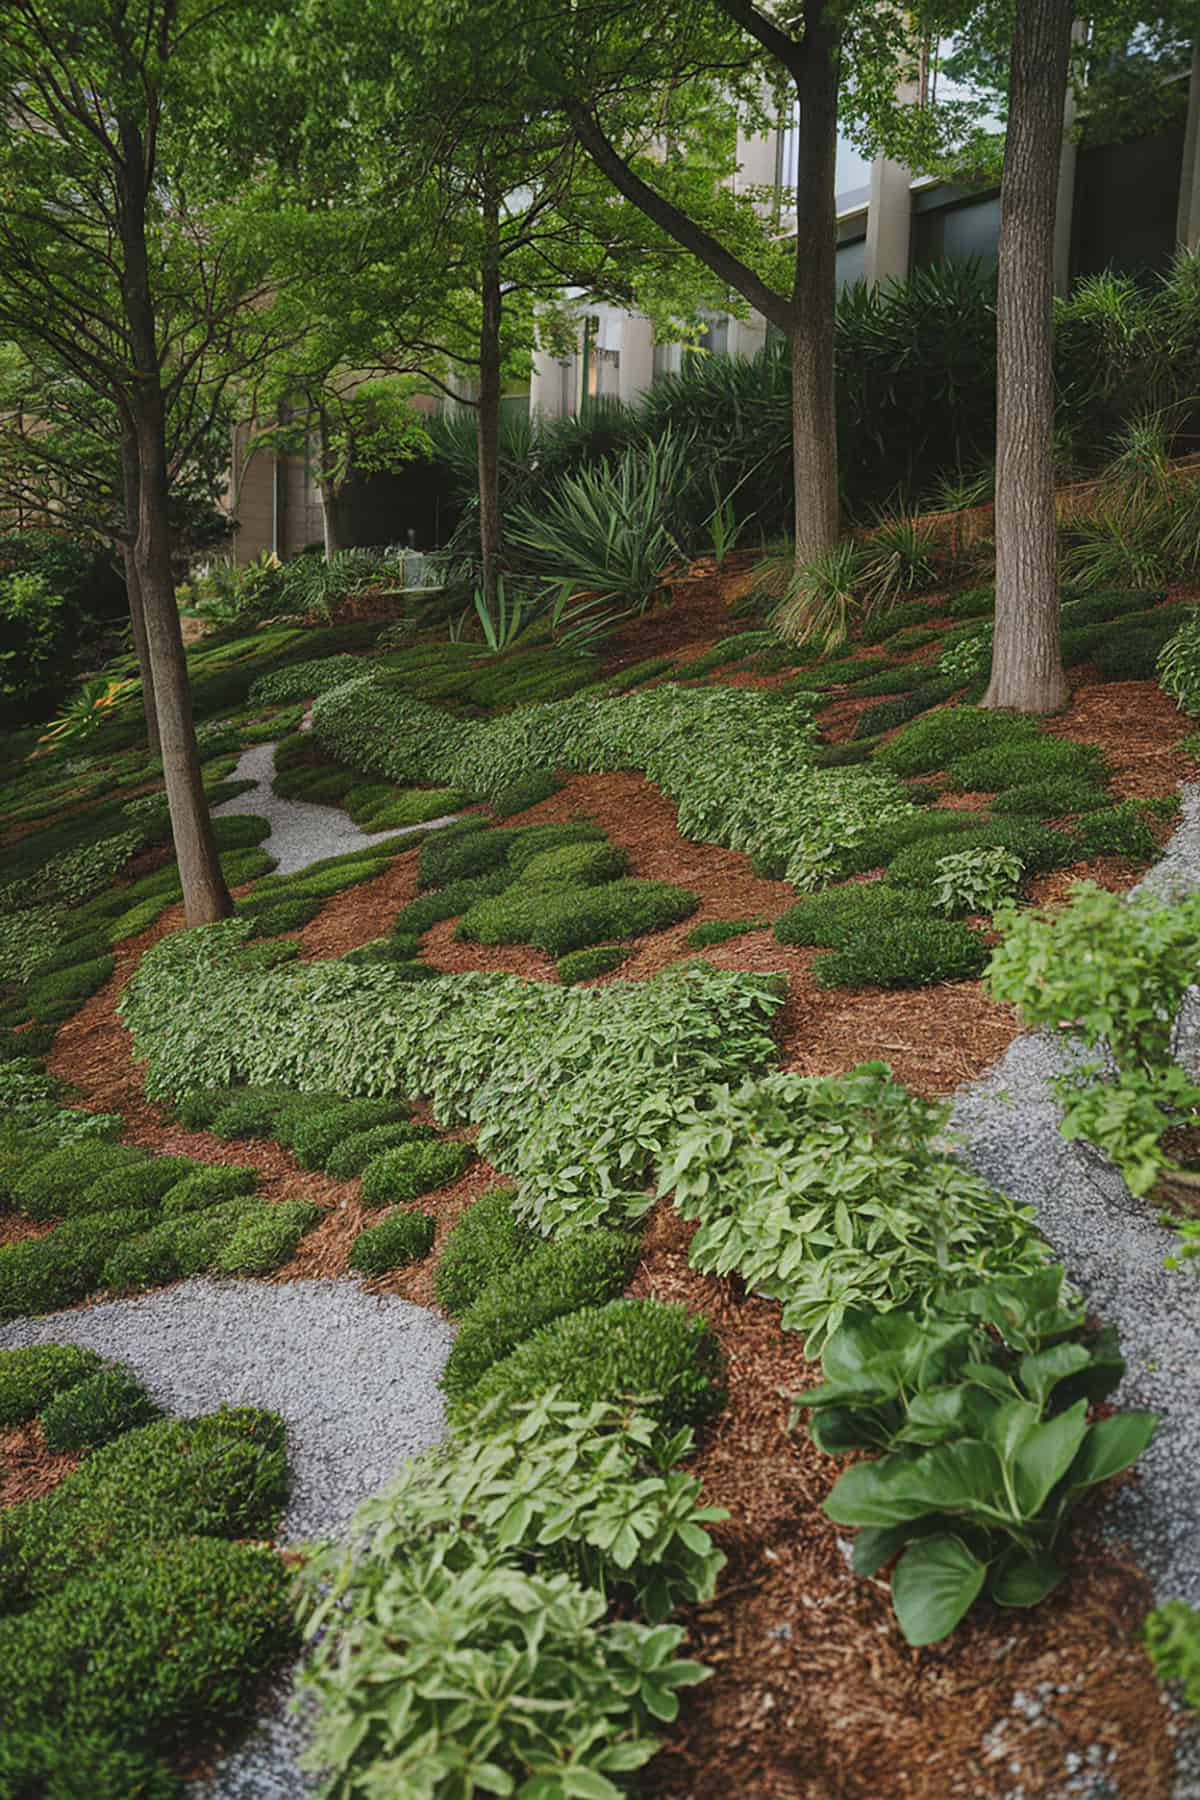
[{"x1": 0, "y1": 1419, "x2": 82, "y2": 1508}]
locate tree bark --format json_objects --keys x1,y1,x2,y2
[
  {"x1": 118, "y1": 114, "x2": 232, "y2": 925},
  {"x1": 984, "y1": 0, "x2": 1073, "y2": 716},
  {"x1": 477, "y1": 192, "x2": 504, "y2": 613},
  {"x1": 119, "y1": 417, "x2": 159, "y2": 756},
  {"x1": 789, "y1": 1, "x2": 841, "y2": 567}
]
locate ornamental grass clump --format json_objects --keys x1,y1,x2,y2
[{"x1": 661, "y1": 1064, "x2": 1044, "y2": 1353}]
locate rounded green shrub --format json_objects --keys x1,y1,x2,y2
[
  {"x1": 460, "y1": 879, "x2": 699, "y2": 957},
  {"x1": 40, "y1": 1364, "x2": 161, "y2": 1452},
  {"x1": 0, "y1": 1729, "x2": 181, "y2": 1800},
  {"x1": 360, "y1": 1139, "x2": 474, "y2": 1207},
  {"x1": 242, "y1": 897, "x2": 322, "y2": 937},
  {"x1": 290, "y1": 1100, "x2": 411, "y2": 1170},
  {"x1": 518, "y1": 842, "x2": 627, "y2": 890},
  {"x1": 159, "y1": 1165, "x2": 259, "y2": 1217},
  {"x1": 13, "y1": 1142, "x2": 152, "y2": 1221},
  {"x1": 174, "y1": 1088, "x2": 237, "y2": 1131},
  {"x1": 835, "y1": 808, "x2": 982, "y2": 876},
  {"x1": 209, "y1": 1092, "x2": 288, "y2": 1140},
  {"x1": 25, "y1": 955, "x2": 115, "y2": 1025},
  {"x1": 812, "y1": 917, "x2": 988, "y2": 989},
  {"x1": 348, "y1": 1209, "x2": 436, "y2": 1275},
  {"x1": 418, "y1": 826, "x2": 518, "y2": 889},
  {"x1": 1070, "y1": 800, "x2": 1158, "y2": 861},
  {"x1": 323, "y1": 1120, "x2": 435, "y2": 1180},
  {"x1": 212, "y1": 814, "x2": 271, "y2": 849},
  {"x1": 214, "y1": 1199, "x2": 321, "y2": 1275},
  {"x1": 392, "y1": 870, "x2": 512, "y2": 934},
  {"x1": 80, "y1": 1156, "x2": 200, "y2": 1213},
  {"x1": 555, "y1": 943, "x2": 632, "y2": 983},
  {"x1": 685, "y1": 917, "x2": 768, "y2": 949},
  {"x1": 456, "y1": 1297, "x2": 725, "y2": 1435},
  {"x1": 489, "y1": 769, "x2": 563, "y2": 818},
  {"x1": 0, "y1": 1536, "x2": 294, "y2": 1744},
  {"x1": 875, "y1": 706, "x2": 1037, "y2": 777},
  {"x1": 0, "y1": 1406, "x2": 288, "y2": 1611},
  {"x1": 886, "y1": 819, "x2": 1075, "y2": 889},
  {"x1": 943, "y1": 584, "x2": 994, "y2": 620},
  {"x1": 946, "y1": 736, "x2": 1109, "y2": 794},
  {"x1": 503, "y1": 822, "x2": 608, "y2": 874},
  {"x1": 440, "y1": 1229, "x2": 640, "y2": 1398},
  {"x1": 775, "y1": 883, "x2": 932, "y2": 948},
  {"x1": 0, "y1": 1210, "x2": 155, "y2": 1322},
  {"x1": 991, "y1": 776, "x2": 1113, "y2": 817},
  {"x1": 0, "y1": 1343, "x2": 104, "y2": 1428},
  {"x1": 432, "y1": 1186, "x2": 532, "y2": 1318}
]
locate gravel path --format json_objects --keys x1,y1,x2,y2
[
  {"x1": 0, "y1": 1278, "x2": 454, "y2": 1797},
  {"x1": 212, "y1": 741, "x2": 460, "y2": 877},
  {"x1": 952, "y1": 783, "x2": 1200, "y2": 1796}
]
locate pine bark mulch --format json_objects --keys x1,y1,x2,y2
[{"x1": 0, "y1": 1419, "x2": 82, "y2": 1508}]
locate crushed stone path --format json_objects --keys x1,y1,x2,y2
[
  {"x1": 0, "y1": 1278, "x2": 454, "y2": 1797},
  {"x1": 212, "y1": 740, "x2": 460, "y2": 878},
  {"x1": 951, "y1": 783, "x2": 1200, "y2": 1796}
]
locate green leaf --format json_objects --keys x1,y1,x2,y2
[
  {"x1": 989, "y1": 1547, "x2": 1065, "y2": 1608},
  {"x1": 1066, "y1": 1410, "x2": 1159, "y2": 1491},
  {"x1": 1012, "y1": 1400, "x2": 1089, "y2": 1514},
  {"x1": 892, "y1": 1534, "x2": 987, "y2": 1645},
  {"x1": 1017, "y1": 1343, "x2": 1092, "y2": 1408},
  {"x1": 561, "y1": 1770, "x2": 622, "y2": 1799},
  {"x1": 851, "y1": 1522, "x2": 915, "y2": 1576}
]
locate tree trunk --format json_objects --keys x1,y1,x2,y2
[
  {"x1": 119, "y1": 418, "x2": 159, "y2": 756},
  {"x1": 789, "y1": 3, "x2": 842, "y2": 568},
  {"x1": 317, "y1": 411, "x2": 340, "y2": 562},
  {"x1": 984, "y1": 0, "x2": 1073, "y2": 715},
  {"x1": 118, "y1": 113, "x2": 232, "y2": 925},
  {"x1": 477, "y1": 194, "x2": 504, "y2": 613}
]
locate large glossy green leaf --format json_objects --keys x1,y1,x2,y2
[
  {"x1": 889, "y1": 1439, "x2": 1003, "y2": 1513},
  {"x1": 990, "y1": 1547, "x2": 1065, "y2": 1608},
  {"x1": 851, "y1": 1521, "x2": 917, "y2": 1576},
  {"x1": 892, "y1": 1534, "x2": 988, "y2": 1645},
  {"x1": 809, "y1": 1404, "x2": 891, "y2": 1454},
  {"x1": 1017, "y1": 1342, "x2": 1092, "y2": 1408},
  {"x1": 1012, "y1": 1400, "x2": 1089, "y2": 1514},
  {"x1": 1066, "y1": 1409, "x2": 1159, "y2": 1491}
]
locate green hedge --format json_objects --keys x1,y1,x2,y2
[
  {"x1": 812, "y1": 917, "x2": 988, "y2": 988},
  {"x1": 0, "y1": 1344, "x2": 103, "y2": 1428},
  {"x1": 11, "y1": 1142, "x2": 152, "y2": 1221},
  {"x1": 432, "y1": 1187, "x2": 533, "y2": 1318},
  {"x1": 40, "y1": 1364, "x2": 161, "y2": 1453},
  {"x1": 556, "y1": 943, "x2": 632, "y2": 982},
  {"x1": 348, "y1": 1209, "x2": 436, "y2": 1275},
  {"x1": 458, "y1": 878, "x2": 699, "y2": 957},
  {"x1": 775, "y1": 883, "x2": 932, "y2": 948},
  {"x1": 360, "y1": 1139, "x2": 474, "y2": 1207},
  {"x1": 0, "y1": 1209, "x2": 157, "y2": 1320},
  {"x1": 874, "y1": 706, "x2": 1037, "y2": 777},
  {"x1": 324, "y1": 1120, "x2": 436, "y2": 1179}
]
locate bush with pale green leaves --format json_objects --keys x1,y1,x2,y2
[{"x1": 932, "y1": 845, "x2": 1024, "y2": 917}]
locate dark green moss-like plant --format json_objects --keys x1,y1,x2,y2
[
  {"x1": 40, "y1": 1363, "x2": 161, "y2": 1453},
  {"x1": 431, "y1": 1186, "x2": 533, "y2": 1318},
  {"x1": 555, "y1": 943, "x2": 632, "y2": 983},
  {"x1": 0, "y1": 1343, "x2": 103, "y2": 1428},
  {"x1": 504, "y1": 823, "x2": 610, "y2": 873},
  {"x1": 489, "y1": 769, "x2": 563, "y2": 819},
  {"x1": 947, "y1": 737, "x2": 1109, "y2": 794},
  {"x1": 836, "y1": 808, "x2": 982, "y2": 876},
  {"x1": 0, "y1": 1536, "x2": 295, "y2": 1743},
  {"x1": 348, "y1": 1209, "x2": 436, "y2": 1275},
  {"x1": 289, "y1": 1100, "x2": 411, "y2": 1170},
  {"x1": 440, "y1": 1229, "x2": 640, "y2": 1399},
  {"x1": 25, "y1": 955, "x2": 115, "y2": 1025},
  {"x1": 685, "y1": 917, "x2": 768, "y2": 948},
  {"x1": 392, "y1": 870, "x2": 512, "y2": 934},
  {"x1": 775, "y1": 883, "x2": 932, "y2": 948},
  {"x1": 991, "y1": 776, "x2": 1113, "y2": 817},
  {"x1": 361, "y1": 1139, "x2": 474, "y2": 1208},
  {"x1": 159, "y1": 1166, "x2": 259, "y2": 1217},
  {"x1": 460, "y1": 879, "x2": 699, "y2": 958},
  {"x1": 875, "y1": 706, "x2": 1037, "y2": 777},
  {"x1": 517, "y1": 841, "x2": 628, "y2": 889},
  {"x1": 813, "y1": 917, "x2": 988, "y2": 989},
  {"x1": 1070, "y1": 801, "x2": 1158, "y2": 861},
  {"x1": 453, "y1": 1297, "x2": 725, "y2": 1437},
  {"x1": 13, "y1": 1142, "x2": 152, "y2": 1221},
  {"x1": 208, "y1": 1092, "x2": 288, "y2": 1141},
  {"x1": 0, "y1": 1406, "x2": 287, "y2": 1611},
  {"x1": 418, "y1": 826, "x2": 520, "y2": 889}
]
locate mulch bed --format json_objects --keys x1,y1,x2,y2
[{"x1": 0, "y1": 1419, "x2": 82, "y2": 1508}]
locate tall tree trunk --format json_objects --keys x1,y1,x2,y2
[
  {"x1": 984, "y1": 0, "x2": 1073, "y2": 715},
  {"x1": 118, "y1": 114, "x2": 232, "y2": 925},
  {"x1": 317, "y1": 410, "x2": 340, "y2": 563},
  {"x1": 119, "y1": 417, "x2": 159, "y2": 756},
  {"x1": 477, "y1": 193, "x2": 504, "y2": 613},
  {"x1": 789, "y1": 3, "x2": 841, "y2": 568}
]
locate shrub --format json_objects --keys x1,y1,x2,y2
[
  {"x1": 875, "y1": 706, "x2": 1038, "y2": 776},
  {"x1": 489, "y1": 768, "x2": 563, "y2": 818},
  {"x1": 455, "y1": 1297, "x2": 725, "y2": 1435},
  {"x1": 392, "y1": 869, "x2": 512, "y2": 934},
  {"x1": 80, "y1": 1156, "x2": 200, "y2": 1213},
  {"x1": 440, "y1": 1229, "x2": 640, "y2": 1398},
  {"x1": 550, "y1": 943, "x2": 627, "y2": 983},
  {"x1": 348, "y1": 1209, "x2": 436, "y2": 1275},
  {"x1": 418, "y1": 825, "x2": 519, "y2": 889},
  {"x1": 432, "y1": 1186, "x2": 533, "y2": 1318},
  {"x1": 835, "y1": 808, "x2": 983, "y2": 875},
  {"x1": 943, "y1": 583, "x2": 994, "y2": 619},
  {"x1": 886, "y1": 819, "x2": 1076, "y2": 889},
  {"x1": 174, "y1": 1087, "x2": 236, "y2": 1130},
  {"x1": 932, "y1": 845, "x2": 1024, "y2": 916},
  {"x1": 249, "y1": 652, "x2": 371, "y2": 705},
  {"x1": 289, "y1": 1099, "x2": 411, "y2": 1170},
  {"x1": 517, "y1": 840, "x2": 628, "y2": 889},
  {"x1": 0, "y1": 1730, "x2": 181, "y2": 1800},
  {"x1": 991, "y1": 775, "x2": 1112, "y2": 817},
  {"x1": 460, "y1": 878, "x2": 699, "y2": 957},
  {"x1": 0, "y1": 1407, "x2": 287, "y2": 1611},
  {"x1": 12, "y1": 1142, "x2": 151, "y2": 1220},
  {"x1": 686, "y1": 917, "x2": 768, "y2": 948},
  {"x1": 241, "y1": 896, "x2": 322, "y2": 937},
  {"x1": 946, "y1": 735, "x2": 1109, "y2": 793},
  {"x1": 664, "y1": 1066, "x2": 1044, "y2": 1353},
  {"x1": 25, "y1": 955, "x2": 114, "y2": 1024},
  {"x1": 0, "y1": 1209, "x2": 155, "y2": 1321},
  {"x1": 0, "y1": 1537, "x2": 294, "y2": 1742},
  {"x1": 208, "y1": 1091, "x2": 288, "y2": 1140},
  {"x1": 1145, "y1": 1601, "x2": 1200, "y2": 1709},
  {"x1": 159, "y1": 1165, "x2": 259, "y2": 1216},
  {"x1": 101, "y1": 1195, "x2": 270, "y2": 1290},
  {"x1": 813, "y1": 916, "x2": 988, "y2": 989},
  {"x1": 212, "y1": 813, "x2": 271, "y2": 850},
  {"x1": 988, "y1": 882, "x2": 1200, "y2": 1194},
  {"x1": 40, "y1": 1363, "x2": 161, "y2": 1452},
  {"x1": 360, "y1": 1138, "x2": 473, "y2": 1207},
  {"x1": 1092, "y1": 619, "x2": 1181, "y2": 681},
  {"x1": 323, "y1": 1120, "x2": 435, "y2": 1179},
  {"x1": 1157, "y1": 609, "x2": 1200, "y2": 716},
  {"x1": 774, "y1": 883, "x2": 930, "y2": 947},
  {"x1": 0, "y1": 1344, "x2": 103, "y2": 1428},
  {"x1": 1070, "y1": 800, "x2": 1158, "y2": 861},
  {"x1": 214, "y1": 1198, "x2": 321, "y2": 1275}
]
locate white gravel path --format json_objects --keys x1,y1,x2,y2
[{"x1": 212, "y1": 741, "x2": 460, "y2": 877}]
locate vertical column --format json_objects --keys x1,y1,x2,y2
[
  {"x1": 618, "y1": 314, "x2": 656, "y2": 407},
  {"x1": 864, "y1": 151, "x2": 913, "y2": 286},
  {"x1": 1178, "y1": 41, "x2": 1200, "y2": 250},
  {"x1": 1052, "y1": 18, "x2": 1088, "y2": 295}
]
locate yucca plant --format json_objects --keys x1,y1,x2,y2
[
  {"x1": 857, "y1": 510, "x2": 940, "y2": 609},
  {"x1": 772, "y1": 541, "x2": 865, "y2": 648},
  {"x1": 472, "y1": 576, "x2": 528, "y2": 655}
]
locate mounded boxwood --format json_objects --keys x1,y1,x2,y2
[
  {"x1": 1071, "y1": 800, "x2": 1158, "y2": 861},
  {"x1": 25, "y1": 955, "x2": 115, "y2": 1024},
  {"x1": 1092, "y1": 618, "x2": 1182, "y2": 681},
  {"x1": 208, "y1": 1091, "x2": 289, "y2": 1140},
  {"x1": 212, "y1": 813, "x2": 271, "y2": 849},
  {"x1": 489, "y1": 768, "x2": 563, "y2": 819},
  {"x1": 875, "y1": 706, "x2": 1037, "y2": 777},
  {"x1": 214, "y1": 1199, "x2": 321, "y2": 1276},
  {"x1": 418, "y1": 826, "x2": 520, "y2": 889},
  {"x1": 102, "y1": 1196, "x2": 268, "y2": 1290},
  {"x1": 0, "y1": 1729, "x2": 181, "y2": 1800},
  {"x1": 946, "y1": 736, "x2": 1109, "y2": 794},
  {"x1": 0, "y1": 1406, "x2": 287, "y2": 1612},
  {"x1": 432, "y1": 1186, "x2": 533, "y2": 1318},
  {"x1": 812, "y1": 917, "x2": 988, "y2": 989},
  {"x1": 991, "y1": 775, "x2": 1113, "y2": 817},
  {"x1": 160, "y1": 1165, "x2": 260, "y2": 1217},
  {"x1": 440, "y1": 1229, "x2": 640, "y2": 1399},
  {"x1": 556, "y1": 944, "x2": 632, "y2": 983},
  {"x1": 453, "y1": 1297, "x2": 725, "y2": 1436},
  {"x1": 886, "y1": 819, "x2": 1076, "y2": 889},
  {"x1": 685, "y1": 917, "x2": 768, "y2": 949},
  {"x1": 241, "y1": 897, "x2": 322, "y2": 937},
  {"x1": 348, "y1": 1208, "x2": 436, "y2": 1275},
  {"x1": 323, "y1": 1120, "x2": 435, "y2": 1180},
  {"x1": 360, "y1": 1139, "x2": 474, "y2": 1207},
  {"x1": 289, "y1": 1099, "x2": 411, "y2": 1170},
  {"x1": 517, "y1": 841, "x2": 627, "y2": 889},
  {"x1": 40, "y1": 1363, "x2": 161, "y2": 1453},
  {"x1": 392, "y1": 870, "x2": 513, "y2": 934},
  {"x1": 503, "y1": 823, "x2": 609, "y2": 873},
  {"x1": 80, "y1": 1156, "x2": 200, "y2": 1213},
  {"x1": 13, "y1": 1142, "x2": 152, "y2": 1221},
  {"x1": 775, "y1": 882, "x2": 932, "y2": 948},
  {"x1": 460, "y1": 878, "x2": 699, "y2": 957},
  {"x1": 0, "y1": 1209, "x2": 156, "y2": 1321},
  {"x1": 835, "y1": 807, "x2": 983, "y2": 876},
  {"x1": 0, "y1": 1343, "x2": 103, "y2": 1428},
  {"x1": 0, "y1": 1536, "x2": 294, "y2": 1743}
]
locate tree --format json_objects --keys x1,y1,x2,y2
[
  {"x1": 983, "y1": 0, "x2": 1075, "y2": 714},
  {"x1": 0, "y1": 1, "x2": 285, "y2": 923}
]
